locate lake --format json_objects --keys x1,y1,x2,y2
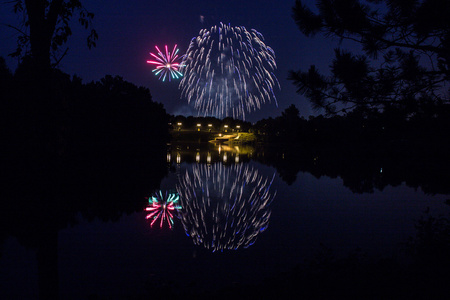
[{"x1": 1, "y1": 142, "x2": 449, "y2": 299}]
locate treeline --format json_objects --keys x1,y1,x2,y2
[
  {"x1": 169, "y1": 103, "x2": 450, "y2": 149},
  {"x1": 1, "y1": 56, "x2": 170, "y2": 224},
  {"x1": 2, "y1": 58, "x2": 169, "y2": 160},
  {"x1": 1, "y1": 55, "x2": 172, "y2": 299},
  {"x1": 254, "y1": 104, "x2": 450, "y2": 147},
  {"x1": 250, "y1": 104, "x2": 450, "y2": 194}
]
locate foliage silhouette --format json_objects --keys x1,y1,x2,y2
[
  {"x1": 289, "y1": 0, "x2": 450, "y2": 115},
  {"x1": 253, "y1": 104, "x2": 450, "y2": 194},
  {"x1": 1, "y1": 60, "x2": 169, "y2": 298},
  {"x1": 7, "y1": 0, "x2": 97, "y2": 70}
]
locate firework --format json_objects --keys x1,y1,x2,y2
[
  {"x1": 145, "y1": 190, "x2": 182, "y2": 228},
  {"x1": 179, "y1": 23, "x2": 280, "y2": 120},
  {"x1": 147, "y1": 45, "x2": 183, "y2": 82},
  {"x1": 177, "y1": 163, "x2": 276, "y2": 251}
]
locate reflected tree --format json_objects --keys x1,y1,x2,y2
[
  {"x1": 1, "y1": 3, "x2": 171, "y2": 298},
  {"x1": 0, "y1": 70, "x2": 170, "y2": 298}
]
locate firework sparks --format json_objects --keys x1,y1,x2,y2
[
  {"x1": 179, "y1": 23, "x2": 280, "y2": 120},
  {"x1": 147, "y1": 45, "x2": 183, "y2": 82},
  {"x1": 145, "y1": 190, "x2": 182, "y2": 228},
  {"x1": 177, "y1": 163, "x2": 276, "y2": 251}
]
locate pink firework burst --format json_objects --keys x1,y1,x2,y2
[
  {"x1": 145, "y1": 191, "x2": 182, "y2": 228},
  {"x1": 146, "y1": 45, "x2": 183, "y2": 82}
]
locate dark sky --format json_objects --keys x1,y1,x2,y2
[{"x1": 0, "y1": 0, "x2": 338, "y2": 122}]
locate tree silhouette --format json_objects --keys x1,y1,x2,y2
[
  {"x1": 8, "y1": 0, "x2": 97, "y2": 72},
  {"x1": 289, "y1": 0, "x2": 450, "y2": 116},
  {"x1": 1, "y1": 69, "x2": 170, "y2": 298},
  {"x1": 2, "y1": 1, "x2": 98, "y2": 165}
]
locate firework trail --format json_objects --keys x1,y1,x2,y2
[
  {"x1": 145, "y1": 190, "x2": 182, "y2": 228},
  {"x1": 147, "y1": 45, "x2": 183, "y2": 82},
  {"x1": 177, "y1": 163, "x2": 276, "y2": 251},
  {"x1": 179, "y1": 23, "x2": 280, "y2": 120}
]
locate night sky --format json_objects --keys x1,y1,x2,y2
[{"x1": 0, "y1": 0, "x2": 339, "y2": 122}]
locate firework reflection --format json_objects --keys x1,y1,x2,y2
[
  {"x1": 177, "y1": 163, "x2": 276, "y2": 251},
  {"x1": 145, "y1": 190, "x2": 182, "y2": 229}
]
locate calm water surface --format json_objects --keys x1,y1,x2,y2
[{"x1": 1, "y1": 144, "x2": 448, "y2": 299}]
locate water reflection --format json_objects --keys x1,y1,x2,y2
[
  {"x1": 145, "y1": 190, "x2": 182, "y2": 229},
  {"x1": 166, "y1": 143, "x2": 255, "y2": 165},
  {"x1": 176, "y1": 163, "x2": 276, "y2": 251}
]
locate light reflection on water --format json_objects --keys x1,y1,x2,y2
[
  {"x1": 167, "y1": 143, "x2": 255, "y2": 165},
  {"x1": 161, "y1": 143, "x2": 450, "y2": 259},
  {"x1": 2, "y1": 143, "x2": 449, "y2": 298},
  {"x1": 160, "y1": 143, "x2": 276, "y2": 251},
  {"x1": 177, "y1": 163, "x2": 275, "y2": 251}
]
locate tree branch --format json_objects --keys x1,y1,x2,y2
[
  {"x1": 52, "y1": 47, "x2": 69, "y2": 68},
  {"x1": 1, "y1": 23, "x2": 29, "y2": 37},
  {"x1": 45, "y1": 0, "x2": 64, "y2": 38}
]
